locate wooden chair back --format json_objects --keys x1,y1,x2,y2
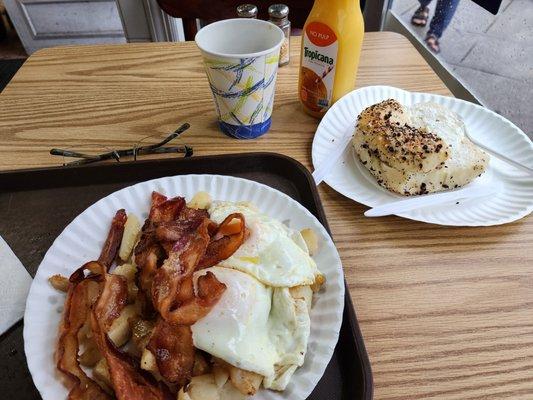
[{"x1": 157, "y1": 0, "x2": 366, "y2": 41}]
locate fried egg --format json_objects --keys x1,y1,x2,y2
[
  {"x1": 191, "y1": 267, "x2": 311, "y2": 389},
  {"x1": 208, "y1": 201, "x2": 320, "y2": 287}
]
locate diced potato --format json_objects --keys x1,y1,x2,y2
[
  {"x1": 112, "y1": 263, "x2": 139, "y2": 301},
  {"x1": 187, "y1": 374, "x2": 219, "y2": 400},
  {"x1": 211, "y1": 358, "x2": 259, "y2": 395},
  {"x1": 300, "y1": 228, "x2": 319, "y2": 256},
  {"x1": 291, "y1": 231, "x2": 309, "y2": 253},
  {"x1": 113, "y1": 263, "x2": 137, "y2": 281},
  {"x1": 193, "y1": 353, "x2": 210, "y2": 377},
  {"x1": 93, "y1": 358, "x2": 112, "y2": 392},
  {"x1": 229, "y1": 366, "x2": 263, "y2": 396},
  {"x1": 310, "y1": 273, "x2": 326, "y2": 293},
  {"x1": 131, "y1": 319, "x2": 154, "y2": 355},
  {"x1": 262, "y1": 363, "x2": 298, "y2": 391},
  {"x1": 187, "y1": 191, "x2": 212, "y2": 210},
  {"x1": 108, "y1": 304, "x2": 139, "y2": 347},
  {"x1": 119, "y1": 214, "x2": 141, "y2": 261},
  {"x1": 213, "y1": 365, "x2": 229, "y2": 389},
  {"x1": 177, "y1": 388, "x2": 193, "y2": 400},
  {"x1": 289, "y1": 285, "x2": 313, "y2": 312},
  {"x1": 219, "y1": 381, "x2": 248, "y2": 400},
  {"x1": 141, "y1": 348, "x2": 158, "y2": 373},
  {"x1": 48, "y1": 274, "x2": 69, "y2": 292},
  {"x1": 140, "y1": 349, "x2": 164, "y2": 382},
  {"x1": 79, "y1": 342, "x2": 100, "y2": 367}
]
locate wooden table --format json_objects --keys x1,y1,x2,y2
[{"x1": 1, "y1": 32, "x2": 532, "y2": 399}]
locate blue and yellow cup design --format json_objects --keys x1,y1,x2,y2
[{"x1": 196, "y1": 19, "x2": 284, "y2": 139}]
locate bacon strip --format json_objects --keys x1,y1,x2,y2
[
  {"x1": 91, "y1": 269, "x2": 172, "y2": 400},
  {"x1": 56, "y1": 262, "x2": 110, "y2": 400},
  {"x1": 164, "y1": 271, "x2": 226, "y2": 325},
  {"x1": 148, "y1": 193, "x2": 185, "y2": 223},
  {"x1": 151, "y1": 220, "x2": 211, "y2": 317},
  {"x1": 146, "y1": 199, "x2": 235, "y2": 324},
  {"x1": 101, "y1": 335, "x2": 173, "y2": 400},
  {"x1": 134, "y1": 194, "x2": 188, "y2": 300},
  {"x1": 178, "y1": 206, "x2": 209, "y2": 223},
  {"x1": 197, "y1": 213, "x2": 246, "y2": 269},
  {"x1": 150, "y1": 191, "x2": 168, "y2": 209},
  {"x1": 146, "y1": 319, "x2": 194, "y2": 386},
  {"x1": 134, "y1": 221, "x2": 164, "y2": 302},
  {"x1": 148, "y1": 215, "x2": 227, "y2": 383},
  {"x1": 98, "y1": 209, "x2": 127, "y2": 269},
  {"x1": 155, "y1": 218, "x2": 205, "y2": 243},
  {"x1": 93, "y1": 272, "x2": 128, "y2": 330},
  {"x1": 56, "y1": 193, "x2": 248, "y2": 399}
]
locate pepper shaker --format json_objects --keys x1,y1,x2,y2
[
  {"x1": 268, "y1": 4, "x2": 291, "y2": 66},
  {"x1": 236, "y1": 4, "x2": 258, "y2": 18}
]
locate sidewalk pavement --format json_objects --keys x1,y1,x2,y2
[{"x1": 392, "y1": 0, "x2": 533, "y2": 137}]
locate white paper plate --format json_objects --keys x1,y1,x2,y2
[
  {"x1": 23, "y1": 174, "x2": 344, "y2": 400},
  {"x1": 312, "y1": 85, "x2": 533, "y2": 226}
]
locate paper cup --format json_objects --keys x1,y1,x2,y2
[{"x1": 196, "y1": 19, "x2": 284, "y2": 139}]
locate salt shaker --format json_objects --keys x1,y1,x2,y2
[
  {"x1": 236, "y1": 4, "x2": 258, "y2": 18},
  {"x1": 268, "y1": 4, "x2": 290, "y2": 66}
]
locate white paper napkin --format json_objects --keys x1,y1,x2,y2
[{"x1": 0, "y1": 235, "x2": 32, "y2": 334}]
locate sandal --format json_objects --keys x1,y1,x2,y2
[
  {"x1": 411, "y1": 6, "x2": 429, "y2": 27},
  {"x1": 425, "y1": 34, "x2": 440, "y2": 54}
]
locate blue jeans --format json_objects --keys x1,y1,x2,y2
[{"x1": 419, "y1": 0, "x2": 460, "y2": 38}]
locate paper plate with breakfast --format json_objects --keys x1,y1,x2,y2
[
  {"x1": 23, "y1": 174, "x2": 344, "y2": 400},
  {"x1": 312, "y1": 85, "x2": 533, "y2": 226}
]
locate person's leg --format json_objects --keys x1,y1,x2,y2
[
  {"x1": 412, "y1": 0, "x2": 432, "y2": 26},
  {"x1": 428, "y1": 0, "x2": 460, "y2": 38}
]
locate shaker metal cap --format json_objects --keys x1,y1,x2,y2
[
  {"x1": 237, "y1": 4, "x2": 258, "y2": 18},
  {"x1": 268, "y1": 4, "x2": 289, "y2": 19}
]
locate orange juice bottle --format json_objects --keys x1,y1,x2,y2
[{"x1": 298, "y1": 0, "x2": 364, "y2": 118}]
